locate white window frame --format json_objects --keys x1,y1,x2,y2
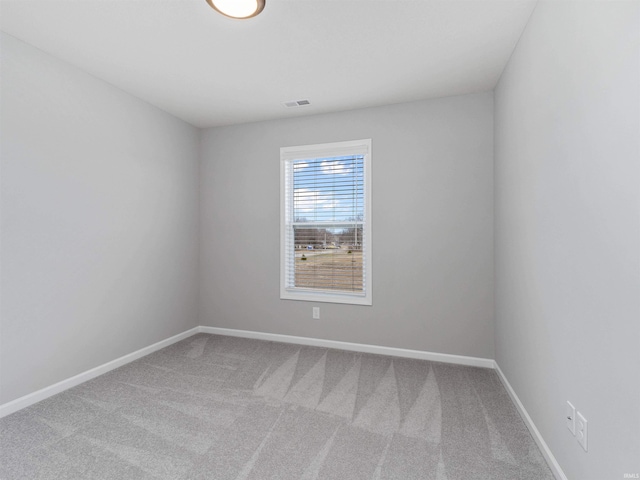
[{"x1": 280, "y1": 139, "x2": 372, "y2": 305}]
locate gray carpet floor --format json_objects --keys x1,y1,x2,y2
[{"x1": 0, "y1": 333, "x2": 554, "y2": 479}]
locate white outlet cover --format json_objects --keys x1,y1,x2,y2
[
  {"x1": 576, "y1": 411, "x2": 588, "y2": 451},
  {"x1": 312, "y1": 307, "x2": 320, "y2": 319},
  {"x1": 566, "y1": 401, "x2": 576, "y2": 435}
]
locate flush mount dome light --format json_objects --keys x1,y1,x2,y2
[{"x1": 205, "y1": 0, "x2": 265, "y2": 19}]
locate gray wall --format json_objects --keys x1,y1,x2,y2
[
  {"x1": 200, "y1": 93, "x2": 495, "y2": 359},
  {"x1": 0, "y1": 34, "x2": 200, "y2": 404},
  {"x1": 494, "y1": 2, "x2": 640, "y2": 479}
]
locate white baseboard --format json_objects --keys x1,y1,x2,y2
[
  {"x1": 1, "y1": 324, "x2": 564, "y2": 480},
  {"x1": 198, "y1": 326, "x2": 495, "y2": 368},
  {"x1": 0, "y1": 327, "x2": 200, "y2": 418},
  {"x1": 0, "y1": 325, "x2": 490, "y2": 418},
  {"x1": 494, "y1": 362, "x2": 568, "y2": 480},
  {"x1": 0, "y1": 319, "x2": 560, "y2": 480}
]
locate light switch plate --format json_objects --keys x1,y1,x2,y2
[{"x1": 566, "y1": 401, "x2": 576, "y2": 435}]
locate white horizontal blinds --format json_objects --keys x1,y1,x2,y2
[
  {"x1": 283, "y1": 158, "x2": 294, "y2": 278},
  {"x1": 285, "y1": 155, "x2": 366, "y2": 294},
  {"x1": 292, "y1": 225, "x2": 364, "y2": 292}
]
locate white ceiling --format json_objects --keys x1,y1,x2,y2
[{"x1": 0, "y1": 0, "x2": 537, "y2": 128}]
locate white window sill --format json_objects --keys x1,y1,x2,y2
[{"x1": 281, "y1": 288, "x2": 372, "y2": 306}]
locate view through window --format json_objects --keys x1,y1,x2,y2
[{"x1": 281, "y1": 140, "x2": 371, "y2": 305}]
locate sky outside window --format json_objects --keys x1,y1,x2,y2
[{"x1": 292, "y1": 155, "x2": 364, "y2": 223}]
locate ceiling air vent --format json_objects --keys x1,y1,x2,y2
[{"x1": 283, "y1": 99, "x2": 311, "y2": 108}]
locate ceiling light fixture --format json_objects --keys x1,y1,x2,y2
[{"x1": 205, "y1": 0, "x2": 265, "y2": 19}]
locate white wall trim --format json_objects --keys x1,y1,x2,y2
[
  {"x1": 1, "y1": 317, "x2": 565, "y2": 480},
  {"x1": 494, "y1": 362, "x2": 568, "y2": 480},
  {"x1": 1, "y1": 325, "x2": 491, "y2": 418},
  {"x1": 0, "y1": 327, "x2": 200, "y2": 418},
  {"x1": 199, "y1": 326, "x2": 495, "y2": 368}
]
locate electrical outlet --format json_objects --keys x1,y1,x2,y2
[
  {"x1": 576, "y1": 411, "x2": 588, "y2": 451},
  {"x1": 312, "y1": 307, "x2": 320, "y2": 319},
  {"x1": 566, "y1": 401, "x2": 576, "y2": 435}
]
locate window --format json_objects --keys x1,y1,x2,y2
[{"x1": 280, "y1": 139, "x2": 371, "y2": 305}]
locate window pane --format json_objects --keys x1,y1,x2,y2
[
  {"x1": 293, "y1": 156, "x2": 364, "y2": 223},
  {"x1": 293, "y1": 227, "x2": 364, "y2": 292},
  {"x1": 281, "y1": 139, "x2": 371, "y2": 305}
]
